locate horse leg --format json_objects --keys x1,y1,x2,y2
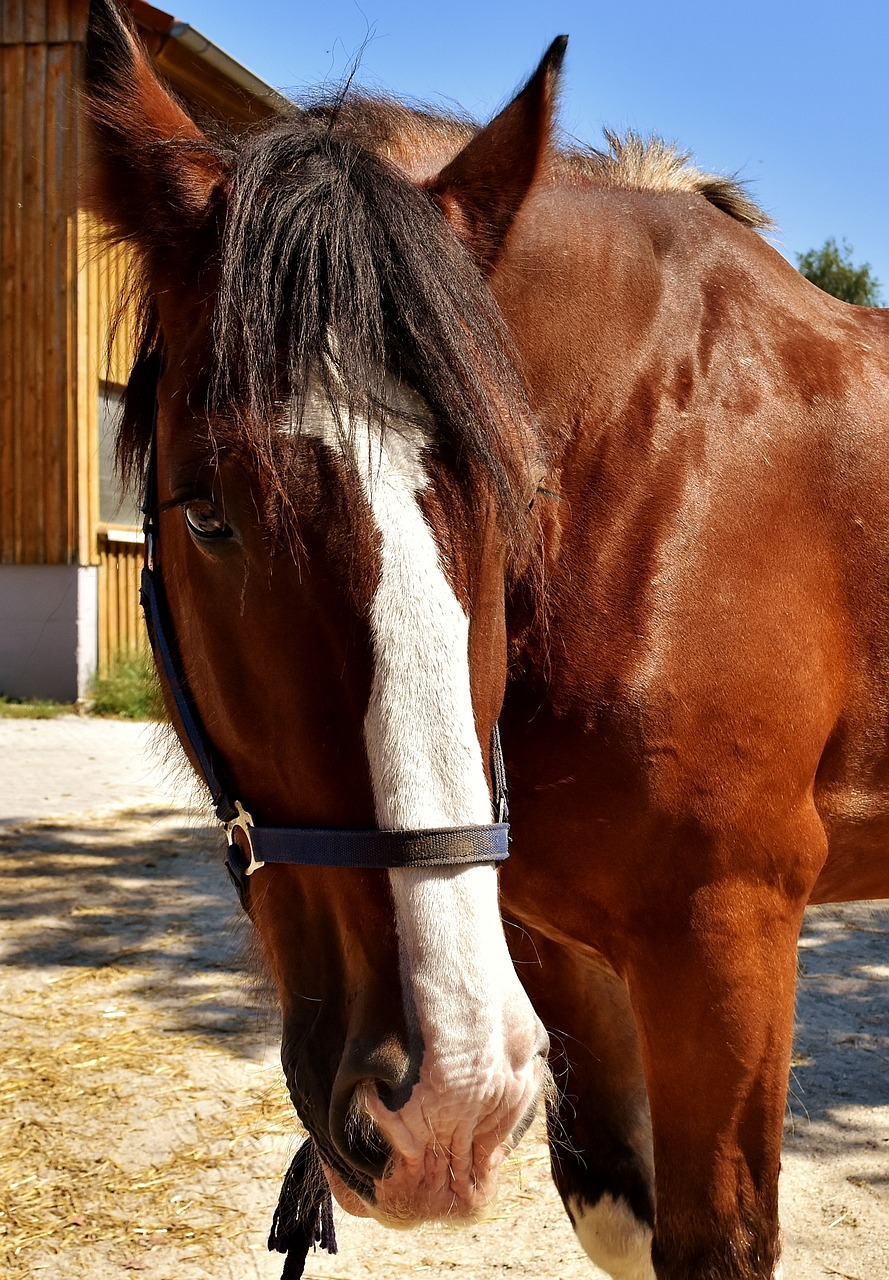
[
  {"x1": 506, "y1": 919, "x2": 656, "y2": 1280},
  {"x1": 624, "y1": 879, "x2": 805, "y2": 1280}
]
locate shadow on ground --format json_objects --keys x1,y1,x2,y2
[
  {"x1": 784, "y1": 901, "x2": 888, "y2": 1166},
  {"x1": 0, "y1": 809, "x2": 272, "y2": 1049}
]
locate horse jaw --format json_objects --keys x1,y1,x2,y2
[{"x1": 297, "y1": 389, "x2": 547, "y2": 1220}]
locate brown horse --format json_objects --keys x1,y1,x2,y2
[{"x1": 83, "y1": 3, "x2": 889, "y2": 1278}]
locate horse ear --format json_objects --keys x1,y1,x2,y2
[
  {"x1": 83, "y1": 0, "x2": 225, "y2": 251},
  {"x1": 426, "y1": 36, "x2": 567, "y2": 272}
]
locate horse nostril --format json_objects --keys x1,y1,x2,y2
[
  {"x1": 334, "y1": 1037, "x2": 418, "y2": 1114},
  {"x1": 329, "y1": 1040, "x2": 417, "y2": 1178},
  {"x1": 329, "y1": 1080, "x2": 391, "y2": 1179},
  {"x1": 330, "y1": 1059, "x2": 414, "y2": 1177},
  {"x1": 373, "y1": 1075, "x2": 415, "y2": 1113}
]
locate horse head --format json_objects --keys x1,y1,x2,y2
[{"x1": 84, "y1": 0, "x2": 559, "y2": 1224}]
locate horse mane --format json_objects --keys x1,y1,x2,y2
[
  {"x1": 315, "y1": 97, "x2": 770, "y2": 229},
  {"x1": 566, "y1": 129, "x2": 772, "y2": 229}
]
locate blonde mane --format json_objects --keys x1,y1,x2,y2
[
  {"x1": 317, "y1": 98, "x2": 770, "y2": 230},
  {"x1": 561, "y1": 128, "x2": 771, "y2": 229}
]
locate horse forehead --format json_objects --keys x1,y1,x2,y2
[{"x1": 288, "y1": 382, "x2": 434, "y2": 488}]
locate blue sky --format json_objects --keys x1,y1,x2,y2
[{"x1": 174, "y1": 0, "x2": 888, "y2": 296}]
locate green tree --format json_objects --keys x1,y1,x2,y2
[{"x1": 796, "y1": 237, "x2": 883, "y2": 306}]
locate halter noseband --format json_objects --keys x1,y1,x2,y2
[{"x1": 138, "y1": 383, "x2": 509, "y2": 895}]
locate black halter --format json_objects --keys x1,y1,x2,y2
[{"x1": 138, "y1": 386, "x2": 509, "y2": 896}]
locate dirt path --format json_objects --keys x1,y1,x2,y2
[
  {"x1": 0, "y1": 734, "x2": 886, "y2": 1277},
  {"x1": 0, "y1": 717, "x2": 186, "y2": 824}
]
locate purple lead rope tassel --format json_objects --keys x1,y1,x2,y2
[{"x1": 268, "y1": 1139, "x2": 338, "y2": 1279}]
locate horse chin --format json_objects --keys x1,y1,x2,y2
[
  {"x1": 333, "y1": 1080, "x2": 544, "y2": 1227},
  {"x1": 322, "y1": 1153, "x2": 506, "y2": 1228},
  {"x1": 369, "y1": 1156, "x2": 505, "y2": 1228},
  {"x1": 321, "y1": 1162, "x2": 372, "y2": 1218}
]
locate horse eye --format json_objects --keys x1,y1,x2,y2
[{"x1": 183, "y1": 500, "x2": 231, "y2": 539}]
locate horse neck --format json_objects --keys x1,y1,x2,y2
[{"x1": 494, "y1": 181, "x2": 746, "y2": 685}]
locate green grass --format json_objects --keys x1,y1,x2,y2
[
  {"x1": 0, "y1": 652, "x2": 163, "y2": 722},
  {"x1": 0, "y1": 695, "x2": 75, "y2": 719},
  {"x1": 88, "y1": 650, "x2": 164, "y2": 721}
]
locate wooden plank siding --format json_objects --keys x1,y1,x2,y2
[
  {"x1": 1, "y1": 0, "x2": 87, "y2": 44},
  {"x1": 0, "y1": 41, "x2": 25, "y2": 561},
  {"x1": 0, "y1": 0, "x2": 128, "y2": 572},
  {"x1": 0, "y1": 25, "x2": 81, "y2": 565},
  {"x1": 2, "y1": 0, "x2": 281, "y2": 677},
  {"x1": 97, "y1": 534, "x2": 146, "y2": 671},
  {"x1": 0, "y1": 1, "x2": 25, "y2": 44}
]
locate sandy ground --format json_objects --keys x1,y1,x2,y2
[
  {"x1": 0, "y1": 719, "x2": 887, "y2": 1279},
  {"x1": 0, "y1": 716, "x2": 185, "y2": 824}
]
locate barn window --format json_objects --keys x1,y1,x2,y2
[{"x1": 98, "y1": 384, "x2": 140, "y2": 528}]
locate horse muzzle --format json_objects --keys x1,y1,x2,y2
[{"x1": 327, "y1": 1045, "x2": 549, "y2": 1226}]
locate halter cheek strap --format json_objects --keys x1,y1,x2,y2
[{"x1": 139, "y1": 393, "x2": 510, "y2": 895}]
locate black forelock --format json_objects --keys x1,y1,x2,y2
[
  {"x1": 210, "y1": 106, "x2": 534, "y2": 520},
  {"x1": 114, "y1": 99, "x2": 538, "y2": 555}
]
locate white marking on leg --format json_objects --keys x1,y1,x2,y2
[{"x1": 568, "y1": 1194, "x2": 655, "y2": 1280}]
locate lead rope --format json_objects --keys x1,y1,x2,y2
[{"x1": 268, "y1": 1140, "x2": 337, "y2": 1278}]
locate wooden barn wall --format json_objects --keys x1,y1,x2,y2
[
  {"x1": 0, "y1": 2, "x2": 87, "y2": 45},
  {"x1": 0, "y1": 1, "x2": 137, "y2": 572},
  {"x1": 2, "y1": 2, "x2": 273, "y2": 667},
  {"x1": 0, "y1": 0, "x2": 89, "y2": 565},
  {"x1": 97, "y1": 536, "x2": 145, "y2": 671}
]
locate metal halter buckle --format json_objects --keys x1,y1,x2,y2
[{"x1": 224, "y1": 801, "x2": 264, "y2": 876}]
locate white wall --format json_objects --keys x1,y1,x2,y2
[{"x1": 0, "y1": 565, "x2": 98, "y2": 702}]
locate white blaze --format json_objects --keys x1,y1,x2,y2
[
  {"x1": 299, "y1": 390, "x2": 543, "y2": 1201},
  {"x1": 297, "y1": 389, "x2": 490, "y2": 825},
  {"x1": 359, "y1": 420, "x2": 493, "y2": 829}
]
